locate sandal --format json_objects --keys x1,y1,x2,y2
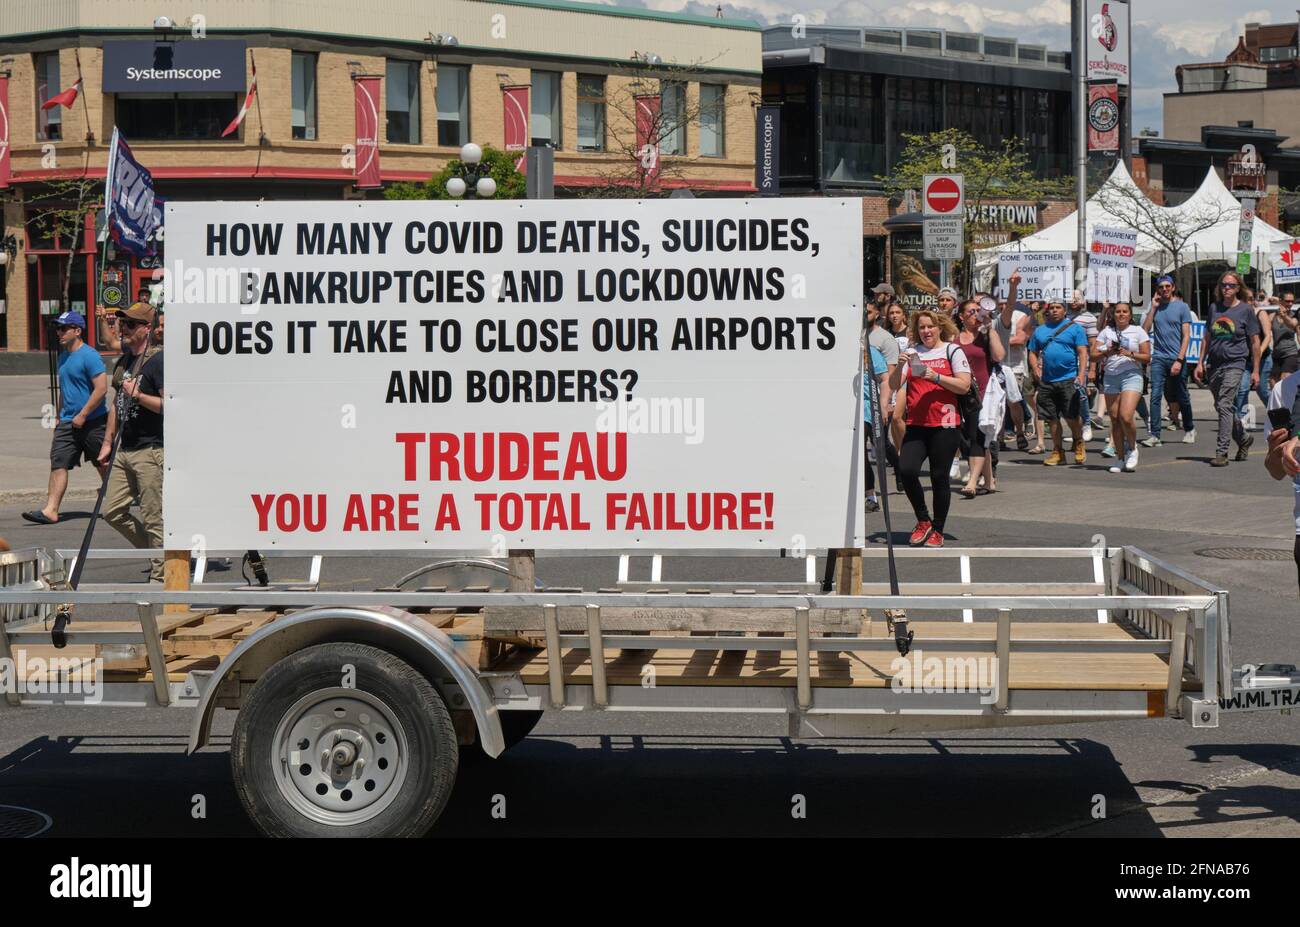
[
  {"x1": 1016, "y1": 434, "x2": 1028, "y2": 452},
  {"x1": 958, "y1": 487, "x2": 977, "y2": 499}
]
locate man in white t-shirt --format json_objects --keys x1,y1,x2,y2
[{"x1": 1265, "y1": 370, "x2": 1300, "y2": 594}]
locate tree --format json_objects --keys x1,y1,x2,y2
[
  {"x1": 1093, "y1": 177, "x2": 1236, "y2": 272},
  {"x1": 577, "y1": 60, "x2": 737, "y2": 198},
  {"x1": 21, "y1": 178, "x2": 102, "y2": 313},
  {"x1": 880, "y1": 129, "x2": 1071, "y2": 291},
  {"x1": 384, "y1": 145, "x2": 525, "y2": 201}
]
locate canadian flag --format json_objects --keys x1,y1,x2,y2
[
  {"x1": 1282, "y1": 240, "x2": 1300, "y2": 267},
  {"x1": 221, "y1": 60, "x2": 257, "y2": 138},
  {"x1": 41, "y1": 79, "x2": 81, "y2": 110}
]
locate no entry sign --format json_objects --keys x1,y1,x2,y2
[{"x1": 923, "y1": 174, "x2": 964, "y2": 216}]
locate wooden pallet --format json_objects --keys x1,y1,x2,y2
[{"x1": 489, "y1": 620, "x2": 1172, "y2": 691}]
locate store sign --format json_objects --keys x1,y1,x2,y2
[
  {"x1": 1087, "y1": 83, "x2": 1120, "y2": 152},
  {"x1": 1086, "y1": 0, "x2": 1129, "y2": 85},
  {"x1": 102, "y1": 40, "x2": 247, "y2": 93},
  {"x1": 1226, "y1": 145, "x2": 1267, "y2": 196},
  {"x1": 996, "y1": 251, "x2": 1073, "y2": 302},
  {"x1": 163, "y1": 198, "x2": 864, "y2": 550},
  {"x1": 755, "y1": 106, "x2": 780, "y2": 197}
]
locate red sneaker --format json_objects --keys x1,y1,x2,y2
[
  {"x1": 924, "y1": 529, "x2": 945, "y2": 548},
  {"x1": 908, "y1": 521, "x2": 933, "y2": 546}
]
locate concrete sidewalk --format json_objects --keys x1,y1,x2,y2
[{"x1": 1, "y1": 375, "x2": 105, "y2": 505}]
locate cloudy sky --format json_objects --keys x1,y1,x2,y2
[{"x1": 586, "y1": 0, "x2": 1299, "y2": 134}]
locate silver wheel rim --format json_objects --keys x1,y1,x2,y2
[{"x1": 271, "y1": 687, "x2": 409, "y2": 827}]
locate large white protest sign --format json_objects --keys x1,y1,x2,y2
[
  {"x1": 997, "y1": 251, "x2": 1074, "y2": 303},
  {"x1": 1086, "y1": 225, "x2": 1137, "y2": 302},
  {"x1": 163, "y1": 199, "x2": 864, "y2": 550}
]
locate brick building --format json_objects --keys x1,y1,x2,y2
[{"x1": 0, "y1": 0, "x2": 761, "y2": 352}]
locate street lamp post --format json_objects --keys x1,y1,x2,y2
[{"x1": 445, "y1": 143, "x2": 497, "y2": 199}]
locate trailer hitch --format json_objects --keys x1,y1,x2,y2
[
  {"x1": 885, "y1": 608, "x2": 913, "y2": 656},
  {"x1": 50, "y1": 604, "x2": 72, "y2": 649}
]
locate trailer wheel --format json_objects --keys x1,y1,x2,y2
[{"x1": 231, "y1": 642, "x2": 457, "y2": 837}]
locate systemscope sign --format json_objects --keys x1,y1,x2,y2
[{"x1": 163, "y1": 200, "x2": 865, "y2": 550}]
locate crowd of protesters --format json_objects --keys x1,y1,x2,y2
[{"x1": 863, "y1": 270, "x2": 1298, "y2": 558}]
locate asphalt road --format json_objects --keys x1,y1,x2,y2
[{"x1": 2, "y1": 388, "x2": 1299, "y2": 838}]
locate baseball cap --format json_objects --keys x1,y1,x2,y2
[
  {"x1": 116, "y1": 302, "x2": 156, "y2": 324},
  {"x1": 871, "y1": 283, "x2": 895, "y2": 296},
  {"x1": 55, "y1": 310, "x2": 87, "y2": 329},
  {"x1": 1156, "y1": 275, "x2": 1174, "y2": 286},
  {"x1": 938, "y1": 287, "x2": 959, "y2": 301}
]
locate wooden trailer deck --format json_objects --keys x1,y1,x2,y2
[
  {"x1": 490, "y1": 620, "x2": 1171, "y2": 692},
  {"x1": 9, "y1": 609, "x2": 1172, "y2": 694}
]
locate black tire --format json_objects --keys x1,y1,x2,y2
[{"x1": 231, "y1": 642, "x2": 457, "y2": 837}]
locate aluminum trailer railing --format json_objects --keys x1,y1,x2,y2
[{"x1": 1, "y1": 543, "x2": 1294, "y2": 836}]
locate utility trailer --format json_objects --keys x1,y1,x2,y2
[{"x1": 1, "y1": 543, "x2": 1296, "y2": 837}]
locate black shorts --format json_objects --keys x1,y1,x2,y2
[
  {"x1": 1275, "y1": 354, "x2": 1300, "y2": 376},
  {"x1": 50, "y1": 418, "x2": 107, "y2": 471},
  {"x1": 1037, "y1": 380, "x2": 1082, "y2": 421}
]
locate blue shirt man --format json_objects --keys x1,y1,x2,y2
[
  {"x1": 1142, "y1": 275, "x2": 1196, "y2": 444},
  {"x1": 59, "y1": 340, "x2": 108, "y2": 422},
  {"x1": 1028, "y1": 314, "x2": 1088, "y2": 383},
  {"x1": 23, "y1": 311, "x2": 108, "y2": 526}
]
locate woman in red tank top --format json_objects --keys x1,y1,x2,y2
[{"x1": 887, "y1": 309, "x2": 973, "y2": 547}]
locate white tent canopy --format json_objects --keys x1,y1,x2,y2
[{"x1": 972, "y1": 160, "x2": 1293, "y2": 288}]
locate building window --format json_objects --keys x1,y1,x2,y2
[
  {"x1": 291, "y1": 52, "x2": 317, "y2": 140},
  {"x1": 386, "y1": 59, "x2": 420, "y2": 145},
  {"x1": 115, "y1": 94, "x2": 239, "y2": 140},
  {"x1": 436, "y1": 64, "x2": 468, "y2": 147},
  {"x1": 699, "y1": 83, "x2": 725, "y2": 157},
  {"x1": 577, "y1": 75, "x2": 605, "y2": 151},
  {"x1": 660, "y1": 81, "x2": 685, "y2": 156},
  {"x1": 531, "y1": 70, "x2": 560, "y2": 148},
  {"x1": 35, "y1": 52, "x2": 62, "y2": 141}
]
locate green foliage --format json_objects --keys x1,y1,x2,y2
[
  {"x1": 879, "y1": 129, "x2": 1073, "y2": 290},
  {"x1": 384, "y1": 146, "x2": 526, "y2": 201},
  {"x1": 880, "y1": 128, "x2": 1070, "y2": 204}
]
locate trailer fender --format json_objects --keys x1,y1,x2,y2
[{"x1": 187, "y1": 605, "x2": 505, "y2": 758}]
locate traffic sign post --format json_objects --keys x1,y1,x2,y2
[
  {"x1": 923, "y1": 218, "x2": 964, "y2": 261},
  {"x1": 922, "y1": 174, "x2": 964, "y2": 216},
  {"x1": 922, "y1": 175, "x2": 965, "y2": 290},
  {"x1": 1236, "y1": 197, "x2": 1256, "y2": 278}
]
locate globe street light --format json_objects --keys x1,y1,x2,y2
[{"x1": 445, "y1": 142, "x2": 495, "y2": 198}]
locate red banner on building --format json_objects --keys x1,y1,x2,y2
[
  {"x1": 503, "y1": 85, "x2": 529, "y2": 173},
  {"x1": 353, "y1": 76, "x2": 382, "y2": 189},
  {"x1": 634, "y1": 93, "x2": 661, "y2": 192},
  {"x1": 1087, "y1": 82, "x2": 1120, "y2": 153},
  {"x1": 0, "y1": 76, "x2": 10, "y2": 188}
]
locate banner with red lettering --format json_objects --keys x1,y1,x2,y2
[
  {"x1": 503, "y1": 85, "x2": 529, "y2": 173},
  {"x1": 162, "y1": 198, "x2": 865, "y2": 550},
  {"x1": 634, "y1": 93, "x2": 661, "y2": 192},
  {"x1": 1086, "y1": 224, "x2": 1137, "y2": 301},
  {"x1": 0, "y1": 76, "x2": 10, "y2": 188},
  {"x1": 353, "y1": 76, "x2": 382, "y2": 189},
  {"x1": 1087, "y1": 82, "x2": 1120, "y2": 153}
]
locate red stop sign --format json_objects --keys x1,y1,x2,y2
[{"x1": 925, "y1": 176, "x2": 962, "y2": 214}]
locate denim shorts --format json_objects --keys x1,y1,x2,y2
[{"x1": 1103, "y1": 371, "x2": 1144, "y2": 395}]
